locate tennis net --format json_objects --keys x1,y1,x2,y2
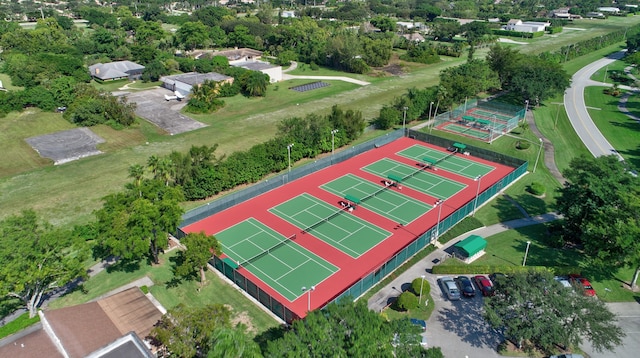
[
  {"x1": 301, "y1": 209, "x2": 345, "y2": 234},
  {"x1": 437, "y1": 151, "x2": 458, "y2": 164},
  {"x1": 238, "y1": 234, "x2": 296, "y2": 267},
  {"x1": 361, "y1": 185, "x2": 390, "y2": 203}
]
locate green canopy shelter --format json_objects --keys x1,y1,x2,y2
[
  {"x1": 454, "y1": 235, "x2": 487, "y2": 258},
  {"x1": 344, "y1": 194, "x2": 361, "y2": 205},
  {"x1": 387, "y1": 174, "x2": 403, "y2": 183},
  {"x1": 452, "y1": 142, "x2": 467, "y2": 151}
]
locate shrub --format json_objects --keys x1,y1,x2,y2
[
  {"x1": 411, "y1": 277, "x2": 430, "y2": 297},
  {"x1": 516, "y1": 141, "x2": 530, "y2": 150},
  {"x1": 309, "y1": 62, "x2": 319, "y2": 71},
  {"x1": 394, "y1": 291, "x2": 418, "y2": 311},
  {"x1": 528, "y1": 182, "x2": 545, "y2": 195}
]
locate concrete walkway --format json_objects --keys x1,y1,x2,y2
[
  {"x1": 282, "y1": 73, "x2": 371, "y2": 86},
  {"x1": 367, "y1": 212, "x2": 563, "y2": 312}
]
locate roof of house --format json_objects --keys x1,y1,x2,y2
[
  {"x1": 210, "y1": 48, "x2": 263, "y2": 61},
  {"x1": 45, "y1": 301, "x2": 123, "y2": 358},
  {"x1": 233, "y1": 61, "x2": 279, "y2": 71},
  {"x1": 161, "y1": 72, "x2": 233, "y2": 86},
  {"x1": 507, "y1": 19, "x2": 522, "y2": 25},
  {"x1": 89, "y1": 61, "x2": 145, "y2": 80},
  {"x1": 401, "y1": 33, "x2": 425, "y2": 42},
  {"x1": 0, "y1": 326, "x2": 64, "y2": 358},
  {"x1": 454, "y1": 235, "x2": 487, "y2": 257},
  {"x1": 0, "y1": 288, "x2": 162, "y2": 358}
]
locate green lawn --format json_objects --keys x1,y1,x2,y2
[
  {"x1": 0, "y1": 72, "x2": 24, "y2": 91},
  {"x1": 584, "y1": 86, "x2": 640, "y2": 168},
  {"x1": 48, "y1": 249, "x2": 279, "y2": 335},
  {"x1": 0, "y1": 313, "x2": 40, "y2": 340},
  {"x1": 439, "y1": 224, "x2": 640, "y2": 302}
]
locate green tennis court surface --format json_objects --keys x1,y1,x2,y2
[
  {"x1": 397, "y1": 145, "x2": 494, "y2": 179},
  {"x1": 269, "y1": 193, "x2": 390, "y2": 258},
  {"x1": 321, "y1": 174, "x2": 432, "y2": 224},
  {"x1": 443, "y1": 123, "x2": 490, "y2": 140},
  {"x1": 362, "y1": 158, "x2": 467, "y2": 199},
  {"x1": 215, "y1": 218, "x2": 338, "y2": 301},
  {"x1": 472, "y1": 109, "x2": 513, "y2": 121}
]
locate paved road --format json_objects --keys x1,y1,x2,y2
[{"x1": 564, "y1": 51, "x2": 625, "y2": 160}]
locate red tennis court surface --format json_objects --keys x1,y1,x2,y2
[{"x1": 182, "y1": 137, "x2": 516, "y2": 320}]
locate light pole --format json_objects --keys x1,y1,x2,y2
[
  {"x1": 287, "y1": 143, "x2": 294, "y2": 172},
  {"x1": 522, "y1": 241, "x2": 531, "y2": 266},
  {"x1": 533, "y1": 138, "x2": 543, "y2": 173},
  {"x1": 402, "y1": 106, "x2": 408, "y2": 136},
  {"x1": 473, "y1": 175, "x2": 482, "y2": 216},
  {"x1": 331, "y1": 129, "x2": 339, "y2": 161},
  {"x1": 428, "y1": 101, "x2": 434, "y2": 123},
  {"x1": 435, "y1": 199, "x2": 444, "y2": 240},
  {"x1": 419, "y1": 275, "x2": 426, "y2": 304},
  {"x1": 489, "y1": 114, "x2": 497, "y2": 144},
  {"x1": 302, "y1": 285, "x2": 315, "y2": 311}
]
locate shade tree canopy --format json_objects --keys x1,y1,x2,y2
[
  {"x1": 485, "y1": 271, "x2": 624, "y2": 354},
  {"x1": 0, "y1": 210, "x2": 87, "y2": 318}
]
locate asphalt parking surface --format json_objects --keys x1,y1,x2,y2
[{"x1": 426, "y1": 275, "x2": 503, "y2": 357}]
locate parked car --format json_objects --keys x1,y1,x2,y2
[
  {"x1": 473, "y1": 275, "x2": 494, "y2": 296},
  {"x1": 554, "y1": 276, "x2": 572, "y2": 289},
  {"x1": 439, "y1": 276, "x2": 461, "y2": 301},
  {"x1": 456, "y1": 276, "x2": 476, "y2": 297},
  {"x1": 569, "y1": 275, "x2": 596, "y2": 297},
  {"x1": 549, "y1": 354, "x2": 584, "y2": 358},
  {"x1": 420, "y1": 335, "x2": 428, "y2": 347},
  {"x1": 410, "y1": 318, "x2": 426, "y2": 331}
]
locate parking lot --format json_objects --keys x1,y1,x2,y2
[
  {"x1": 124, "y1": 88, "x2": 207, "y2": 135},
  {"x1": 426, "y1": 275, "x2": 504, "y2": 357}
]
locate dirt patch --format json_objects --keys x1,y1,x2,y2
[
  {"x1": 380, "y1": 63, "x2": 405, "y2": 76},
  {"x1": 224, "y1": 304, "x2": 256, "y2": 334}
]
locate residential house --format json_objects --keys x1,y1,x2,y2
[
  {"x1": 0, "y1": 287, "x2": 163, "y2": 358},
  {"x1": 504, "y1": 19, "x2": 550, "y2": 33},
  {"x1": 89, "y1": 61, "x2": 145, "y2": 81},
  {"x1": 160, "y1": 72, "x2": 234, "y2": 96}
]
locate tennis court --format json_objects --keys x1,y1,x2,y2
[
  {"x1": 320, "y1": 174, "x2": 432, "y2": 224},
  {"x1": 269, "y1": 193, "x2": 390, "y2": 258},
  {"x1": 471, "y1": 109, "x2": 513, "y2": 121},
  {"x1": 216, "y1": 218, "x2": 338, "y2": 301},
  {"x1": 442, "y1": 123, "x2": 490, "y2": 139},
  {"x1": 396, "y1": 145, "x2": 494, "y2": 179},
  {"x1": 362, "y1": 158, "x2": 466, "y2": 199}
]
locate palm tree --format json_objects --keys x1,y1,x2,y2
[
  {"x1": 241, "y1": 71, "x2": 268, "y2": 97},
  {"x1": 128, "y1": 164, "x2": 144, "y2": 197}
]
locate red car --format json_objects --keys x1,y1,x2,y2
[
  {"x1": 473, "y1": 275, "x2": 494, "y2": 296},
  {"x1": 569, "y1": 275, "x2": 596, "y2": 297}
]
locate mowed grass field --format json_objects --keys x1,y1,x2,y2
[{"x1": 1, "y1": 16, "x2": 640, "y2": 229}]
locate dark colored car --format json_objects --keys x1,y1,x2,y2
[
  {"x1": 456, "y1": 276, "x2": 476, "y2": 297},
  {"x1": 473, "y1": 275, "x2": 494, "y2": 296},
  {"x1": 410, "y1": 318, "x2": 427, "y2": 331}
]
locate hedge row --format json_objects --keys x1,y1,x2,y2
[{"x1": 431, "y1": 264, "x2": 581, "y2": 276}]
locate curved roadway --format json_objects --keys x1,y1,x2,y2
[{"x1": 564, "y1": 50, "x2": 626, "y2": 160}]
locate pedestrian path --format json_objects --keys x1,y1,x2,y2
[{"x1": 367, "y1": 212, "x2": 562, "y2": 312}]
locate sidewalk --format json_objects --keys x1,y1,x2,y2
[{"x1": 367, "y1": 212, "x2": 563, "y2": 312}]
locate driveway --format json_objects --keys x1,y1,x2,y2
[
  {"x1": 564, "y1": 51, "x2": 625, "y2": 159},
  {"x1": 581, "y1": 302, "x2": 640, "y2": 358}
]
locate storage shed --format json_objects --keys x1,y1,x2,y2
[{"x1": 454, "y1": 235, "x2": 487, "y2": 263}]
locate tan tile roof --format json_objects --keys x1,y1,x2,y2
[{"x1": 98, "y1": 288, "x2": 163, "y2": 339}]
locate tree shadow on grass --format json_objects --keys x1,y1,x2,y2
[
  {"x1": 493, "y1": 195, "x2": 526, "y2": 223},
  {"x1": 437, "y1": 297, "x2": 503, "y2": 348},
  {"x1": 106, "y1": 259, "x2": 141, "y2": 273}
]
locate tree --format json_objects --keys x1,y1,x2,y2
[
  {"x1": 175, "y1": 232, "x2": 221, "y2": 285},
  {"x1": 556, "y1": 155, "x2": 640, "y2": 288},
  {"x1": 95, "y1": 180, "x2": 184, "y2": 264},
  {"x1": 439, "y1": 59, "x2": 500, "y2": 104},
  {"x1": 207, "y1": 327, "x2": 262, "y2": 358},
  {"x1": 395, "y1": 291, "x2": 418, "y2": 311},
  {"x1": 240, "y1": 71, "x2": 269, "y2": 97},
  {"x1": 374, "y1": 105, "x2": 400, "y2": 129},
  {"x1": 175, "y1": 21, "x2": 210, "y2": 50},
  {"x1": 507, "y1": 56, "x2": 571, "y2": 105},
  {"x1": 485, "y1": 271, "x2": 624, "y2": 354},
  {"x1": 151, "y1": 304, "x2": 231, "y2": 357},
  {"x1": 0, "y1": 210, "x2": 86, "y2": 318},
  {"x1": 265, "y1": 299, "x2": 430, "y2": 357}
]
